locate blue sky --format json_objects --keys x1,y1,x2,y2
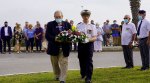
[{"x1": 0, "y1": 0, "x2": 149, "y2": 27}]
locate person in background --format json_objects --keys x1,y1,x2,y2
[
  {"x1": 70, "y1": 20, "x2": 77, "y2": 51},
  {"x1": 42, "y1": 24, "x2": 48, "y2": 51},
  {"x1": 1, "y1": 21, "x2": 12, "y2": 54},
  {"x1": 94, "y1": 23, "x2": 104, "y2": 52},
  {"x1": 45, "y1": 10, "x2": 71, "y2": 83},
  {"x1": 111, "y1": 20, "x2": 120, "y2": 46},
  {"x1": 35, "y1": 21, "x2": 43, "y2": 52},
  {"x1": 26, "y1": 24, "x2": 35, "y2": 53},
  {"x1": 77, "y1": 10, "x2": 97, "y2": 83},
  {"x1": 121, "y1": 15, "x2": 136, "y2": 69},
  {"x1": 118, "y1": 21, "x2": 124, "y2": 46},
  {"x1": 0, "y1": 27, "x2": 2, "y2": 54},
  {"x1": 137, "y1": 10, "x2": 150, "y2": 71},
  {"x1": 102, "y1": 20, "x2": 111, "y2": 46},
  {"x1": 23, "y1": 22, "x2": 29, "y2": 52},
  {"x1": 13, "y1": 23, "x2": 22, "y2": 53},
  {"x1": 65, "y1": 19, "x2": 69, "y2": 23},
  {"x1": 91, "y1": 20, "x2": 95, "y2": 25},
  {"x1": 43, "y1": 24, "x2": 47, "y2": 37}
]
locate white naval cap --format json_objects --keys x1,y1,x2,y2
[{"x1": 81, "y1": 10, "x2": 91, "y2": 16}]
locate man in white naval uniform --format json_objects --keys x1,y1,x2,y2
[{"x1": 77, "y1": 10, "x2": 97, "y2": 83}]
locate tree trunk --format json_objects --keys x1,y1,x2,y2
[{"x1": 129, "y1": 0, "x2": 141, "y2": 27}]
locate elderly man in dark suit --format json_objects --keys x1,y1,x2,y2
[
  {"x1": 45, "y1": 10, "x2": 71, "y2": 83},
  {"x1": 1, "y1": 21, "x2": 12, "y2": 54}
]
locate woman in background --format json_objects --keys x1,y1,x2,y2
[
  {"x1": 94, "y1": 23, "x2": 104, "y2": 52},
  {"x1": 26, "y1": 24, "x2": 35, "y2": 53},
  {"x1": 13, "y1": 23, "x2": 22, "y2": 53}
]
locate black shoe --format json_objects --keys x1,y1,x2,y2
[
  {"x1": 141, "y1": 67, "x2": 149, "y2": 71},
  {"x1": 60, "y1": 81, "x2": 65, "y2": 83},
  {"x1": 128, "y1": 66, "x2": 133, "y2": 69},
  {"x1": 2, "y1": 52, "x2": 6, "y2": 54},
  {"x1": 81, "y1": 76, "x2": 86, "y2": 80},
  {"x1": 81, "y1": 76, "x2": 85, "y2": 79},
  {"x1": 85, "y1": 79, "x2": 92, "y2": 83},
  {"x1": 55, "y1": 77, "x2": 59, "y2": 81},
  {"x1": 122, "y1": 66, "x2": 133, "y2": 69}
]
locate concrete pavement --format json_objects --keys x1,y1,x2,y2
[{"x1": 0, "y1": 51, "x2": 142, "y2": 76}]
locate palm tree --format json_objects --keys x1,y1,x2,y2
[{"x1": 129, "y1": 0, "x2": 141, "y2": 26}]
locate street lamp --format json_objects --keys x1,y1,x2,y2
[{"x1": 81, "y1": 6, "x2": 84, "y2": 10}]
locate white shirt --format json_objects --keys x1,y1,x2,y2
[
  {"x1": 77, "y1": 22, "x2": 97, "y2": 38},
  {"x1": 4, "y1": 27, "x2": 9, "y2": 36},
  {"x1": 121, "y1": 23, "x2": 137, "y2": 45},
  {"x1": 137, "y1": 19, "x2": 150, "y2": 38}
]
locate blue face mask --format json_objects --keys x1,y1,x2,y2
[
  {"x1": 113, "y1": 22, "x2": 116, "y2": 24},
  {"x1": 124, "y1": 19, "x2": 129, "y2": 23},
  {"x1": 138, "y1": 16, "x2": 143, "y2": 21},
  {"x1": 55, "y1": 19, "x2": 63, "y2": 23}
]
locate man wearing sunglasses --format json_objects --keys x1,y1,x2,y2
[{"x1": 121, "y1": 15, "x2": 137, "y2": 69}]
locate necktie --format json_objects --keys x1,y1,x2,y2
[{"x1": 137, "y1": 20, "x2": 143, "y2": 36}]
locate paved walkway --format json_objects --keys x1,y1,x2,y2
[{"x1": 0, "y1": 52, "x2": 142, "y2": 76}]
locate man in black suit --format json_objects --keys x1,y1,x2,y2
[
  {"x1": 1, "y1": 21, "x2": 12, "y2": 54},
  {"x1": 45, "y1": 10, "x2": 71, "y2": 83}
]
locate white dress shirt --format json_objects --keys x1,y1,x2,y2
[
  {"x1": 4, "y1": 27, "x2": 9, "y2": 36},
  {"x1": 77, "y1": 22, "x2": 97, "y2": 39},
  {"x1": 137, "y1": 19, "x2": 150, "y2": 38},
  {"x1": 121, "y1": 23, "x2": 137, "y2": 45}
]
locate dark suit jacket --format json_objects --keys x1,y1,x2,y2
[
  {"x1": 45, "y1": 21, "x2": 71, "y2": 57},
  {"x1": 1, "y1": 26, "x2": 12, "y2": 39}
]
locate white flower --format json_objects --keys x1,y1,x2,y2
[
  {"x1": 62, "y1": 34, "x2": 65, "y2": 36},
  {"x1": 71, "y1": 35, "x2": 73, "y2": 37},
  {"x1": 66, "y1": 33, "x2": 68, "y2": 36},
  {"x1": 74, "y1": 35, "x2": 77, "y2": 38},
  {"x1": 84, "y1": 38, "x2": 89, "y2": 43}
]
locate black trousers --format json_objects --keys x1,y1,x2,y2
[
  {"x1": 103, "y1": 33, "x2": 110, "y2": 46},
  {"x1": 139, "y1": 37, "x2": 149, "y2": 68},
  {"x1": 122, "y1": 45, "x2": 134, "y2": 67},
  {"x1": 27, "y1": 38, "x2": 34, "y2": 51},
  {"x1": 78, "y1": 42, "x2": 94, "y2": 80},
  {"x1": 3, "y1": 36, "x2": 11, "y2": 52},
  {"x1": 35, "y1": 39, "x2": 42, "y2": 51},
  {"x1": 25, "y1": 39, "x2": 28, "y2": 51},
  {"x1": 0, "y1": 39, "x2": 2, "y2": 53}
]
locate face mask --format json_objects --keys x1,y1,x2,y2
[
  {"x1": 124, "y1": 19, "x2": 129, "y2": 23},
  {"x1": 138, "y1": 16, "x2": 143, "y2": 21},
  {"x1": 55, "y1": 19, "x2": 63, "y2": 23},
  {"x1": 113, "y1": 22, "x2": 116, "y2": 24}
]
